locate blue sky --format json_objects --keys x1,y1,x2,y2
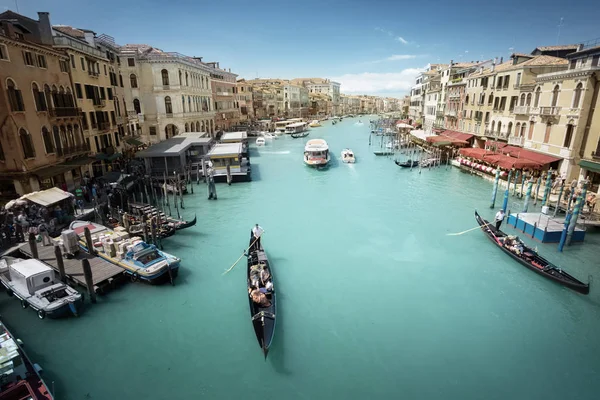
[{"x1": 3, "y1": 0, "x2": 599, "y2": 98}]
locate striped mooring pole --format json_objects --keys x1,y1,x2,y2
[
  {"x1": 490, "y1": 168, "x2": 501, "y2": 209},
  {"x1": 566, "y1": 180, "x2": 588, "y2": 246},
  {"x1": 523, "y1": 178, "x2": 533, "y2": 212}
]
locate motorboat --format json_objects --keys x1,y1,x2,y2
[
  {"x1": 286, "y1": 122, "x2": 309, "y2": 135},
  {"x1": 304, "y1": 139, "x2": 330, "y2": 167},
  {"x1": 69, "y1": 221, "x2": 180, "y2": 284},
  {"x1": 256, "y1": 137, "x2": 266, "y2": 146},
  {"x1": 261, "y1": 132, "x2": 276, "y2": 140},
  {"x1": 309, "y1": 120, "x2": 321, "y2": 128},
  {"x1": 0, "y1": 257, "x2": 83, "y2": 319},
  {"x1": 341, "y1": 149, "x2": 356, "y2": 163}
]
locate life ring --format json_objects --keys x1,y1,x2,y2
[{"x1": 37, "y1": 310, "x2": 46, "y2": 319}]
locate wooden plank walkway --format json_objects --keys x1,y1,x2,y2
[{"x1": 18, "y1": 242, "x2": 126, "y2": 294}]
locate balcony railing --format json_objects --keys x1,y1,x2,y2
[
  {"x1": 513, "y1": 106, "x2": 530, "y2": 115},
  {"x1": 98, "y1": 121, "x2": 110, "y2": 131},
  {"x1": 49, "y1": 107, "x2": 81, "y2": 118},
  {"x1": 508, "y1": 136, "x2": 524, "y2": 146},
  {"x1": 539, "y1": 106, "x2": 561, "y2": 116},
  {"x1": 93, "y1": 99, "x2": 106, "y2": 108},
  {"x1": 445, "y1": 110, "x2": 457, "y2": 117},
  {"x1": 56, "y1": 143, "x2": 91, "y2": 157}
]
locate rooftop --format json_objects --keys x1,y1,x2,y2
[
  {"x1": 136, "y1": 133, "x2": 212, "y2": 158},
  {"x1": 221, "y1": 131, "x2": 248, "y2": 141},
  {"x1": 207, "y1": 143, "x2": 243, "y2": 157},
  {"x1": 534, "y1": 44, "x2": 579, "y2": 52}
]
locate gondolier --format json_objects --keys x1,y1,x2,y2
[
  {"x1": 252, "y1": 224, "x2": 264, "y2": 251},
  {"x1": 494, "y1": 209, "x2": 505, "y2": 230}
]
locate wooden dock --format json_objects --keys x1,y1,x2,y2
[{"x1": 17, "y1": 243, "x2": 126, "y2": 295}]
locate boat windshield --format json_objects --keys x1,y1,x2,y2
[{"x1": 135, "y1": 250, "x2": 161, "y2": 264}]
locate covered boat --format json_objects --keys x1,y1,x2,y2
[
  {"x1": 247, "y1": 231, "x2": 276, "y2": 358},
  {"x1": 291, "y1": 131, "x2": 309, "y2": 138},
  {"x1": 474, "y1": 211, "x2": 589, "y2": 294},
  {"x1": 69, "y1": 221, "x2": 180, "y2": 284},
  {"x1": 0, "y1": 257, "x2": 83, "y2": 319},
  {"x1": 341, "y1": 149, "x2": 356, "y2": 163},
  {"x1": 304, "y1": 139, "x2": 330, "y2": 167}
]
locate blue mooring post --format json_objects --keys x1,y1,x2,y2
[
  {"x1": 519, "y1": 172, "x2": 525, "y2": 198},
  {"x1": 553, "y1": 178, "x2": 566, "y2": 218},
  {"x1": 490, "y1": 168, "x2": 501, "y2": 209},
  {"x1": 558, "y1": 209, "x2": 573, "y2": 252},
  {"x1": 566, "y1": 180, "x2": 588, "y2": 246},
  {"x1": 512, "y1": 170, "x2": 520, "y2": 196},
  {"x1": 523, "y1": 178, "x2": 533, "y2": 212},
  {"x1": 541, "y1": 169, "x2": 553, "y2": 207},
  {"x1": 533, "y1": 176, "x2": 542, "y2": 205},
  {"x1": 502, "y1": 170, "x2": 513, "y2": 213}
]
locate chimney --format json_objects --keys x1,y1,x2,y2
[
  {"x1": 84, "y1": 31, "x2": 95, "y2": 46},
  {"x1": 450, "y1": 59, "x2": 454, "y2": 67},
  {"x1": 577, "y1": 43, "x2": 584, "y2": 52},
  {"x1": 193, "y1": 57, "x2": 203, "y2": 62},
  {"x1": 37, "y1": 12, "x2": 53, "y2": 45},
  {"x1": 500, "y1": 56, "x2": 503, "y2": 64}
]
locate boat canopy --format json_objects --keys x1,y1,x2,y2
[{"x1": 305, "y1": 139, "x2": 328, "y2": 152}]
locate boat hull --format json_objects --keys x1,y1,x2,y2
[
  {"x1": 474, "y1": 211, "x2": 589, "y2": 294},
  {"x1": 0, "y1": 280, "x2": 84, "y2": 318},
  {"x1": 395, "y1": 160, "x2": 419, "y2": 168}
]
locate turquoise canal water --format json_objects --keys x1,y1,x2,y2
[{"x1": 2, "y1": 118, "x2": 600, "y2": 400}]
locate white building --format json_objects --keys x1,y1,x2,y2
[
  {"x1": 291, "y1": 78, "x2": 341, "y2": 115},
  {"x1": 119, "y1": 45, "x2": 215, "y2": 143}
]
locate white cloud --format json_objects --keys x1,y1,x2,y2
[
  {"x1": 396, "y1": 36, "x2": 408, "y2": 44},
  {"x1": 375, "y1": 27, "x2": 393, "y2": 37},
  {"x1": 331, "y1": 68, "x2": 424, "y2": 94},
  {"x1": 387, "y1": 54, "x2": 416, "y2": 61}
]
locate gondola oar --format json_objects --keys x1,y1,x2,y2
[
  {"x1": 223, "y1": 232, "x2": 264, "y2": 275},
  {"x1": 447, "y1": 222, "x2": 492, "y2": 236}
]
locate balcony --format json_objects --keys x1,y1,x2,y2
[
  {"x1": 88, "y1": 70, "x2": 100, "y2": 78},
  {"x1": 508, "y1": 136, "x2": 524, "y2": 146},
  {"x1": 56, "y1": 143, "x2": 91, "y2": 157},
  {"x1": 98, "y1": 121, "x2": 111, "y2": 131},
  {"x1": 49, "y1": 107, "x2": 81, "y2": 118},
  {"x1": 513, "y1": 106, "x2": 530, "y2": 115},
  {"x1": 93, "y1": 99, "x2": 106, "y2": 108},
  {"x1": 445, "y1": 110, "x2": 457, "y2": 117},
  {"x1": 539, "y1": 106, "x2": 561, "y2": 116}
]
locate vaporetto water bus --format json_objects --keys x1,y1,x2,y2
[{"x1": 304, "y1": 139, "x2": 330, "y2": 167}]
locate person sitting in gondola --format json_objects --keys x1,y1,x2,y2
[{"x1": 249, "y1": 287, "x2": 271, "y2": 307}]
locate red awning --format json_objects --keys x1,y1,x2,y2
[
  {"x1": 483, "y1": 154, "x2": 542, "y2": 170},
  {"x1": 442, "y1": 130, "x2": 474, "y2": 141},
  {"x1": 499, "y1": 146, "x2": 562, "y2": 165},
  {"x1": 485, "y1": 140, "x2": 507, "y2": 149},
  {"x1": 458, "y1": 147, "x2": 494, "y2": 160},
  {"x1": 427, "y1": 135, "x2": 468, "y2": 146}
]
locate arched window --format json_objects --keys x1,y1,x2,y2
[
  {"x1": 165, "y1": 96, "x2": 173, "y2": 114},
  {"x1": 564, "y1": 120, "x2": 575, "y2": 148},
  {"x1": 515, "y1": 123, "x2": 521, "y2": 137},
  {"x1": 179, "y1": 70, "x2": 182, "y2": 85},
  {"x1": 74, "y1": 124, "x2": 82, "y2": 145},
  {"x1": 65, "y1": 87, "x2": 74, "y2": 107},
  {"x1": 130, "y1": 74, "x2": 138, "y2": 88},
  {"x1": 520, "y1": 123, "x2": 527, "y2": 138},
  {"x1": 182, "y1": 95, "x2": 186, "y2": 113},
  {"x1": 196, "y1": 121, "x2": 200, "y2": 131},
  {"x1": 572, "y1": 83, "x2": 583, "y2": 108},
  {"x1": 32, "y1": 83, "x2": 47, "y2": 111},
  {"x1": 185, "y1": 72, "x2": 188, "y2": 86},
  {"x1": 161, "y1": 69, "x2": 170, "y2": 86},
  {"x1": 551, "y1": 85, "x2": 560, "y2": 107},
  {"x1": 188, "y1": 96, "x2": 191, "y2": 112},
  {"x1": 544, "y1": 123, "x2": 552, "y2": 143},
  {"x1": 534, "y1": 87, "x2": 541, "y2": 107},
  {"x1": 519, "y1": 94, "x2": 525, "y2": 107},
  {"x1": 66, "y1": 124, "x2": 75, "y2": 147},
  {"x1": 507, "y1": 122, "x2": 513, "y2": 136},
  {"x1": 133, "y1": 99, "x2": 141, "y2": 114},
  {"x1": 465, "y1": 95, "x2": 469, "y2": 105},
  {"x1": 185, "y1": 122, "x2": 189, "y2": 132},
  {"x1": 526, "y1": 93, "x2": 532, "y2": 106},
  {"x1": 41, "y1": 126, "x2": 54, "y2": 153},
  {"x1": 491, "y1": 121, "x2": 495, "y2": 133},
  {"x1": 497, "y1": 122, "x2": 502, "y2": 135},
  {"x1": 201, "y1": 121, "x2": 205, "y2": 131},
  {"x1": 52, "y1": 126, "x2": 61, "y2": 149},
  {"x1": 19, "y1": 128, "x2": 35, "y2": 158},
  {"x1": 7, "y1": 79, "x2": 25, "y2": 112}
]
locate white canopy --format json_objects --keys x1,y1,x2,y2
[{"x1": 20, "y1": 187, "x2": 73, "y2": 207}]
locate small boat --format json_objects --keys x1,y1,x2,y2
[
  {"x1": 309, "y1": 120, "x2": 321, "y2": 127},
  {"x1": 0, "y1": 257, "x2": 83, "y2": 319},
  {"x1": 174, "y1": 214, "x2": 197, "y2": 230},
  {"x1": 0, "y1": 319, "x2": 54, "y2": 399},
  {"x1": 69, "y1": 221, "x2": 180, "y2": 284},
  {"x1": 395, "y1": 160, "x2": 419, "y2": 168},
  {"x1": 373, "y1": 150, "x2": 394, "y2": 156},
  {"x1": 332, "y1": 120, "x2": 337, "y2": 125},
  {"x1": 246, "y1": 231, "x2": 276, "y2": 358},
  {"x1": 304, "y1": 139, "x2": 330, "y2": 167},
  {"x1": 341, "y1": 149, "x2": 356, "y2": 163},
  {"x1": 256, "y1": 137, "x2": 266, "y2": 146},
  {"x1": 291, "y1": 131, "x2": 309, "y2": 138},
  {"x1": 474, "y1": 211, "x2": 590, "y2": 294},
  {"x1": 286, "y1": 122, "x2": 309, "y2": 135}
]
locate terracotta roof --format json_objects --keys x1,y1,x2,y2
[
  {"x1": 535, "y1": 45, "x2": 578, "y2": 51},
  {"x1": 53, "y1": 25, "x2": 86, "y2": 39},
  {"x1": 452, "y1": 62, "x2": 477, "y2": 68},
  {"x1": 520, "y1": 55, "x2": 568, "y2": 67}
]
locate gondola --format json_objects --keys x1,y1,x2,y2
[
  {"x1": 246, "y1": 232, "x2": 276, "y2": 358},
  {"x1": 474, "y1": 211, "x2": 590, "y2": 294},
  {"x1": 291, "y1": 131, "x2": 309, "y2": 138},
  {"x1": 175, "y1": 214, "x2": 197, "y2": 230},
  {"x1": 395, "y1": 160, "x2": 419, "y2": 168}
]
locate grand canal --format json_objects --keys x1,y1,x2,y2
[{"x1": 1, "y1": 118, "x2": 600, "y2": 400}]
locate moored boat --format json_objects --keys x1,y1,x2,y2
[
  {"x1": 304, "y1": 139, "x2": 330, "y2": 167},
  {"x1": 286, "y1": 122, "x2": 309, "y2": 135},
  {"x1": 395, "y1": 160, "x2": 419, "y2": 168},
  {"x1": 0, "y1": 257, "x2": 83, "y2": 319},
  {"x1": 246, "y1": 231, "x2": 276, "y2": 358},
  {"x1": 69, "y1": 221, "x2": 180, "y2": 284},
  {"x1": 256, "y1": 137, "x2": 266, "y2": 146},
  {"x1": 474, "y1": 211, "x2": 589, "y2": 294},
  {"x1": 309, "y1": 120, "x2": 321, "y2": 127},
  {"x1": 341, "y1": 149, "x2": 356, "y2": 163}
]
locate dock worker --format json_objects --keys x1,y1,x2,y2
[
  {"x1": 494, "y1": 209, "x2": 505, "y2": 230},
  {"x1": 252, "y1": 224, "x2": 264, "y2": 251}
]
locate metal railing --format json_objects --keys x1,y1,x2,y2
[
  {"x1": 49, "y1": 107, "x2": 81, "y2": 117},
  {"x1": 53, "y1": 36, "x2": 106, "y2": 59},
  {"x1": 98, "y1": 122, "x2": 110, "y2": 131},
  {"x1": 513, "y1": 106, "x2": 530, "y2": 115},
  {"x1": 56, "y1": 143, "x2": 91, "y2": 157},
  {"x1": 539, "y1": 106, "x2": 561, "y2": 116},
  {"x1": 445, "y1": 110, "x2": 457, "y2": 117},
  {"x1": 508, "y1": 136, "x2": 524, "y2": 146}
]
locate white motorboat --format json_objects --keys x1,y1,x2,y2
[
  {"x1": 0, "y1": 257, "x2": 83, "y2": 319},
  {"x1": 341, "y1": 149, "x2": 356, "y2": 163},
  {"x1": 309, "y1": 120, "x2": 321, "y2": 128},
  {"x1": 304, "y1": 139, "x2": 330, "y2": 167},
  {"x1": 261, "y1": 132, "x2": 276, "y2": 140},
  {"x1": 256, "y1": 137, "x2": 266, "y2": 146}
]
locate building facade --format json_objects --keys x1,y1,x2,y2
[
  {"x1": 291, "y1": 78, "x2": 340, "y2": 116},
  {"x1": 0, "y1": 11, "x2": 90, "y2": 196},
  {"x1": 207, "y1": 62, "x2": 240, "y2": 132},
  {"x1": 236, "y1": 79, "x2": 254, "y2": 122}
]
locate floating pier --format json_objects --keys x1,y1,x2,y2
[
  {"x1": 507, "y1": 212, "x2": 586, "y2": 243},
  {"x1": 17, "y1": 242, "x2": 126, "y2": 294}
]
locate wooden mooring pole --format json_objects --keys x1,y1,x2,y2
[
  {"x1": 54, "y1": 245, "x2": 66, "y2": 282},
  {"x1": 81, "y1": 259, "x2": 96, "y2": 304},
  {"x1": 28, "y1": 232, "x2": 38, "y2": 260}
]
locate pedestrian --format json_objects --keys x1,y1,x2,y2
[
  {"x1": 77, "y1": 199, "x2": 85, "y2": 215},
  {"x1": 251, "y1": 223, "x2": 264, "y2": 251},
  {"x1": 494, "y1": 209, "x2": 505, "y2": 230},
  {"x1": 37, "y1": 222, "x2": 52, "y2": 246}
]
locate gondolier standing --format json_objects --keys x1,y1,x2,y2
[
  {"x1": 252, "y1": 224, "x2": 264, "y2": 251},
  {"x1": 494, "y1": 209, "x2": 505, "y2": 230}
]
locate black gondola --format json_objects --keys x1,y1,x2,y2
[
  {"x1": 474, "y1": 211, "x2": 590, "y2": 294},
  {"x1": 246, "y1": 232, "x2": 276, "y2": 358},
  {"x1": 394, "y1": 160, "x2": 419, "y2": 168},
  {"x1": 175, "y1": 214, "x2": 197, "y2": 230},
  {"x1": 290, "y1": 131, "x2": 309, "y2": 138}
]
